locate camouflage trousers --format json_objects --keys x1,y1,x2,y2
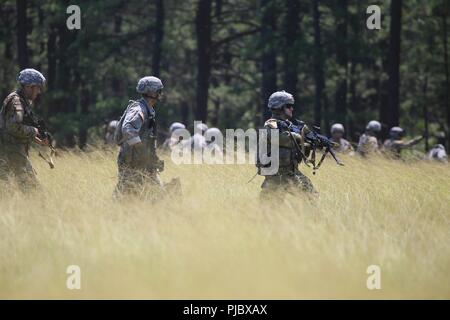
[
  {"x1": 0, "y1": 144, "x2": 39, "y2": 193},
  {"x1": 114, "y1": 164, "x2": 164, "y2": 199},
  {"x1": 260, "y1": 170, "x2": 316, "y2": 200}
]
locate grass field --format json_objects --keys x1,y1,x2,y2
[{"x1": 0, "y1": 147, "x2": 449, "y2": 299}]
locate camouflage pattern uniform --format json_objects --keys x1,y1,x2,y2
[
  {"x1": 333, "y1": 138, "x2": 353, "y2": 153},
  {"x1": 382, "y1": 127, "x2": 423, "y2": 159},
  {"x1": 0, "y1": 69, "x2": 46, "y2": 191},
  {"x1": 104, "y1": 120, "x2": 119, "y2": 145},
  {"x1": 203, "y1": 127, "x2": 224, "y2": 162},
  {"x1": 161, "y1": 122, "x2": 186, "y2": 153},
  {"x1": 330, "y1": 123, "x2": 354, "y2": 154},
  {"x1": 427, "y1": 144, "x2": 448, "y2": 163},
  {"x1": 357, "y1": 120, "x2": 381, "y2": 157},
  {"x1": 115, "y1": 77, "x2": 164, "y2": 197},
  {"x1": 259, "y1": 91, "x2": 315, "y2": 198},
  {"x1": 189, "y1": 122, "x2": 208, "y2": 154}
]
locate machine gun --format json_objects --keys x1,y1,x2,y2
[{"x1": 287, "y1": 122, "x2": 344, "y2": 174}]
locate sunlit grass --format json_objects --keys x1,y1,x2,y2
[{"x1": 0, "y1": 147, "x2": 449, "y2": 299}]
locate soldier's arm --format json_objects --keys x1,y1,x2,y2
[
  {"x1": 4, "y1": 96, "x2": 37, "y2": 140},
  {"x1": 121, "y1": 104, "x2": 144, "y2": 146},
  {"x1": 401, "y1": 136, "x2": 423, "y2": 148}
]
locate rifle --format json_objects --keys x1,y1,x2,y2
[
  {"x1": 287, "y1": 122, "x2": 344, "y2": 175},
  {"x1": 24, "y1": 114, "x2": 56, "y2": 169}
]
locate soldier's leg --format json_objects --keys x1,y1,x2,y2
[
  {"x1": 292, "y1": 171, "x2": 316, "y2": 193},
  {"x1": 114, "y1": 149, "x2": 143, "y2": 197},
  {"x1": 114, "y1": 163, "x2": 142, "y2": 197},
  {"x1": 260, "y1": 175, "x2": 286, "y2": 202},
  {"x1": 7, "y1": 152, "x2": 39, "y2": 192},
  {"x1": 139, "y1": 170, "x2": 167, "y2": 201},
  {"x1": 0, "y1": 156, "x2": 9, "y2": 183}
]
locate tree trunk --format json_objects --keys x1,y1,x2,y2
[
  {"x1": 347, "y1": 0, "x2": 362, "y2": 140},
  {"x1": 195, "y1": 0, "x2": 212, "y2": 123},
  {"x1": 36, "y1": 5, "x2": 45, "y2": 71},
  {"x1": 387, "y1": 0, "x2": 402, "y2": 128},
  {"x1": 348, "y1": 60, "x2": 357, "y2": 139},
  {"x1": 283, "y1": 0, "x2": 300, "y2": 116},
  {"x1": 16, "y1": 0, "x2": 29, "y2": 69},
  {"x1": 152, "y1": 0, "x2": 164, "y2": 77},
  {"x1": 313, "y1": 0, "x2": 325, "y2": 128},
  {"x1": 79, "y1": 81, "x2": 91, "y2": 149},
  {"x1": 443, "y1": 13, "x2": 450, "y2": 150},
  {"x1": 334, "y1": 0, "x2": 348, "y2": 127},
  {"x1": 45, "y1": 26, "x2": 57, "y2": 117},
  {"x1": 422, "y1": 76, "x2": 429, "y2": 152},
  {"x1": 261, "y1": 0, "x2": 278, "y2": 122},
  {"x1": 55, "y1": 20, "x2": 78, "y2": 147},
  {"x1": 1, "y1": 6, "x2": 13, "y2": 99},
  {"x1": 112, "y1": 13, "x2": 123, "y2": 98}
]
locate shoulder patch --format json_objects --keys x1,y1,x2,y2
[
  {"x1": 138, "y1": 111, "x2": 145, "y2": 122},
  {"x1": 264, "y1": 119, "x2": 278, "y2": 129}
]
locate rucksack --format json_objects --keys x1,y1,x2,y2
[{"x1": 113, "y1": 100, "x2": 136, "y2": 145}]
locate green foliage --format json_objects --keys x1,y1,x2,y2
[{"x1": 0, "y1": 0, "x2": 448, "y2": 148}]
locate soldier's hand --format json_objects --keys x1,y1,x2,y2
[{"x1": 35, "y1": 135, "x2": 49, "y2": 146}]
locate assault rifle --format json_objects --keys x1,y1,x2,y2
[
  {"x1": 287, "y1": 122, "x2": 344, "y2": 174},
  {"x1": 24, "y1": 114, "x2": 56, "y2": 169}
]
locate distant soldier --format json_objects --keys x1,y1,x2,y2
[
  {"x1": 204, "y1": 127, "x2": 224, "y2": 160},
  {"x1": 114, "y1": 76, "x2": 165, "y2": 197},
  {"x1": 189, "y1": 122, "x2": 208, "y2": 153},
  {"x1": 427, "y1": 144, "x2": 448, "y2": 163},
  {"x1": 258, "y1": 90, "x2": 315, "y2": 198},
  {"x1": 383, "y1": 126, "x2": 423, "y2": 159},
  {"x1": 0, "y1": 68, "x2": 48, "y2": 192},
  {"x1": 329, "y1": 123, "x2": 354, "y2": 154},
  {"x1": 161, "y1": 122, "x2": 186, "y2": 152},
  {"x1": 357, "y1": 120, "x2": 381, "y2": 157},
  {"x1": 104, "y1": 120, "x2": 119, "y2": 145}
]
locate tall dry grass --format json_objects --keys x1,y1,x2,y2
[{"x1": 0, "y1": 147, "x2": 449, "y2": 299}]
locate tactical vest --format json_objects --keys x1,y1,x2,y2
[
  {"x1": 260, "y1": 117, "x2": 305, "y2": 175},
  {"x1": 115, "y1": 99, "x2": 157, "y2": 146},
  {"x1": 118, "y1": 99, "x2": 158, "y2": 169}
]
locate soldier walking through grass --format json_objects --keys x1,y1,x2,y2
[{"x1": 0, "y1": 69, "x2": 49, "y2": 192}]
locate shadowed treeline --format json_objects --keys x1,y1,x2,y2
[{"x1": 0, "y1": 0, "x2": 449, "y2": 149}]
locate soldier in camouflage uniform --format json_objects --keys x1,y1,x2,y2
[
  {"x1": 114, "y1": 76, "x2": 165, "y2": 197},
  {"x1": 104, "y1": 120, "x2": 119, "y2": 145},
  {"x1": 382, "y1": 126, "x2": 423, "y2": 159},
  {"x1": 329, "y1": 123, "x2": 354, "y2": 154},
  {"x1": 258, "y1": 90, "x2": 316, "y2": 198},
  {"x1": 161, "y1": 122, "x2": 186, "y2": 153},
  {"x1": 426, "y1": 132, "x2": 448, "y2": 163},
  {"x1": 427, "y1": 144, "x2": 448, "y2": 163},
  {"x1": 357, "y1": 120, "x2": 381, "y2": 157},
  {"x1": 0, "y1": 69, "x2": 48, "y2": 192}
]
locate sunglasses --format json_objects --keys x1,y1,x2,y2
[{"x1": 284, "y1": 104, "x2": 294, "y2": 109}]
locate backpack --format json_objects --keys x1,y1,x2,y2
[{"x1": 113, "y1": 100, "x2": 136, "y2": 145}]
